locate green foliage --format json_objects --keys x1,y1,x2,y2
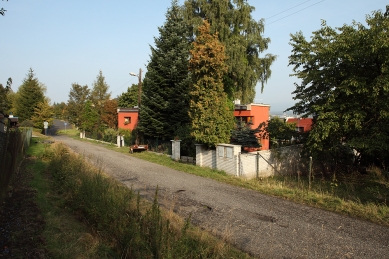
[
  {"x1": 287, "y1": 8, "x2": 389, "y2": 167},
  {"x1": 90, "y1": 70, "x2": 111, "y2": 118},
  {"x1": 14, "y1": 68, "x2": 45, "y2": 123},
  {"x1": 0, "y1": 77, "x2": 12, "y2": 114},
  {"x1": 102, "y1": 128, "x2": 118, "y2": 144},
  {"x1": 184, "y1": 0, "x2": 276, "y2": 103},
  {"x1": 101, "y1": 99, "x2": 118, "y2": 129},
  {"x1": 139, "y1": 0, "x2": 191, "y2": 140},
  {"x1": 52, "y1": 102, "x2": 67, "y2": 120},
  {"x1": 31, "y1": 99, "x2": 54, "y2": 130},
  {"x1": 80, "y1": 100, "x2": 99, "y2": 133},
  {"x1": 231, "y1": 121, "x2": 261, "y2": 150},
  {"x1": 188, "y1": 20, "x2": 234, "y2": 148},
  {"x1": 67, "y1": 83, "x2": 90, "y2": 128},
  {"x1": 117, "y1": 83, "x2": 139, "y2": 108},
  {"x1": 258, "y1": 117, "x2": 297, "y2": 148}
]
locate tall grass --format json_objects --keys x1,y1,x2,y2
[{"x1": 45, "y1": 142, "x2": 252, "y2": 258}]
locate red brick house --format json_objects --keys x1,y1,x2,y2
[
  {"x1": 233, "y1": 102, "x2": 270, "y2": 150},
  {"x1": 117, "y1": 107, "x2": 139, "y2": 131}
]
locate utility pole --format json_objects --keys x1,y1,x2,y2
[{"x1": 138, "y1": 68, "x2": 142, "y2": 107}]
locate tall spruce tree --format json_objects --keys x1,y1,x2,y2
[
  {"x1": 184, "y1": 0, "x2": 276, "y2": 103},
  {"x1": 138, "y1": 0, "x2": 191, "y2": 139},
  {"x1": 15, "y1": 68, "x2": 45, "y2": 123},
  {"x1": 188, "y1": 20, "x2": 234, "y2": 148},
  {"x1": 90, "y1": 70, "x2": 111, "y2": 133}
]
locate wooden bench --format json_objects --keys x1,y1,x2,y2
[{"x1": 130, "y1": 144, "x2": 148, "y2": 153}]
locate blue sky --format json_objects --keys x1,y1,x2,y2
[{"x1": 1, "y1": 0, "x2": 386, "y2": 113}]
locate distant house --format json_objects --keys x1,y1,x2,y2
[
  {"x1": 285, "y1": 117, "x2": 313, "y2": 132},
  {"x1": 233, "y1": 101, "x2": 270, "y2": 150},
  {"x1": 117, "y1": 107, "x2": 139, "y2": 131}
]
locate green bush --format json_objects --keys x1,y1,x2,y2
[{"x1": 102, "y1": 128, "x2": 118, "y2": 143}]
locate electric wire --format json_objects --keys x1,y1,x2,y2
[
  {"x1": 266, "y1": 0, "x2": 312, "y2": 20},
  {"x1": 111, "y1": 78, "x2": 135, "y2": 95},
  {"x1": 266, "y1": 0, "x2": 325, "y2": 25}
]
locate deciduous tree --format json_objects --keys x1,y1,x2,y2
[
  {"x1": 101, "y1": 99, "x2": 118, "y2": 129},
  {"x1": 117, "y1": 84, "x2": 139, "y2": 108},
  {"x1": 188, "y1": 20, "x2": 234, "y2": 148},
  {"x1": 184, "y1": 0, "x2": 276, "y2": 103},
  {"x1": 80, "y1": 100, "x2": 99, "y2": 134},
  {"x1": 67, "y1": 83, "x2": 90, "y2": 128},
  {"x1": 287, "y1": 8, "x2": 389, "y2": 167}
]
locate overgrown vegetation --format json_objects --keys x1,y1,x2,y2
[{"x1": 26, "y1": 139, "x2": 253, "y2": 258}]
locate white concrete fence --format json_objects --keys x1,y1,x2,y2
[{"x1": 195, "y1": 144, "x2": 304, "y2": 179}]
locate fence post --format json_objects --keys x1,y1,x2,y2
[
  {"x1": 309, "y1": 156, "x2": 313, "y2": 190},
  {"x1": 256, "y1": 152, "x2": 259, "y2": 179}
]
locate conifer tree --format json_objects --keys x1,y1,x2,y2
[
  {"x1": 31, "y1": 99, "x2": 54, "y2": 130},
  {"x1": 184, "y1": 0, "x2": 276, "y2": 103},
  {"x1": 14, "y1": 68, "x2": 45, "y2": 123},
  {"x1": 188, "y1": 20, "x2": 234, "y2": 148},
  {"x1": 138, "y1": 0, "x2": 191, "y2": 139},
  {"x1": 90, "y1": 70, "x2": 111, "y2": 118}
]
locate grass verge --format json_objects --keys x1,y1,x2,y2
[{"x1": 27, "y1": 138, "x2": 254, "y2": 258}]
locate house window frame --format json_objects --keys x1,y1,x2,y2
[{"x1": 124, "y1": 117, "x2": 131, "y2": 125}]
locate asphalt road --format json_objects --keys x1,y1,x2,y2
[
  {"x1": 47, "y1": 119, "x2": 73, "y2": 135},
  {"x1": 52, "y1": 135, "x2": 389, "y2": 259}
]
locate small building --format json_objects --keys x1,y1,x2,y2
[
  {"x1": 233, "y1": 101, "x2": 270, "y2": 150},
  {"x1": 117, "y1": 107, "x2": 139, "y2": 131},
  {"x1": 286, "y1": 117, "x2": 313, "y2": 132}
]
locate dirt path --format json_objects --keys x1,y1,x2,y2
[{"x1": 53, "y1": 135, "x2": 389, "y2": 259}]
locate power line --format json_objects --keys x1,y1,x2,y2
[
  {"x1": 111, "y1": 79, "x2": 135, "y2": 95},
  {"x1": 266, "y1": 0, "x2": 325, "y2": 25},
  {"x1": 266, "y1": 0, "x2": 312, "y2": 20}
]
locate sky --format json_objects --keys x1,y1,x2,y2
[{"x1": 1, "y1": 0, "x2": 387, "y2": 114}]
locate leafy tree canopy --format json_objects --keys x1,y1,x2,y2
[
  {"x1": 287, "y1": 8, "x2": 389, "y2": 166},
  {"x1": 117, "y1": 84, "x2": 139, "y2": 108},
  {"x1": 67, "y1": 83, "x2": 90, "y2": 128},
  {"x1": 184, "y1": 0, "x2": 276, "y2": 103},
  {"x1": 101, "y1": 99, "x2": 118, "y2": 129},
  {"x1": 80, "y1": 100, "x2": 99, "y2": 133},
  {"x1": 258, "y1": 117, "x2": 297, "y2": 148}
]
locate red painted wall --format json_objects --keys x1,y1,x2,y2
[
  {"x1": 117, "y1": 108, "x2": 139, "y2": 131},
  {"x1": 286, "y1": 118, "x2": 313, "y2": 132},
  {"x1": 234, "y1": 104, "x2": 270, "y2": 150}
]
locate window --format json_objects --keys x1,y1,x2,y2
[
  {"x1": 236, "y1": 116, "x2": 254, "y2": 124},
  {"x1": 124, "y1": 117, "x2": 131, "y2": 125}
]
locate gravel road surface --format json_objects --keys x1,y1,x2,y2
[{"x1": 53, "y1": 135, "x2": 389, "y2": 259}]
